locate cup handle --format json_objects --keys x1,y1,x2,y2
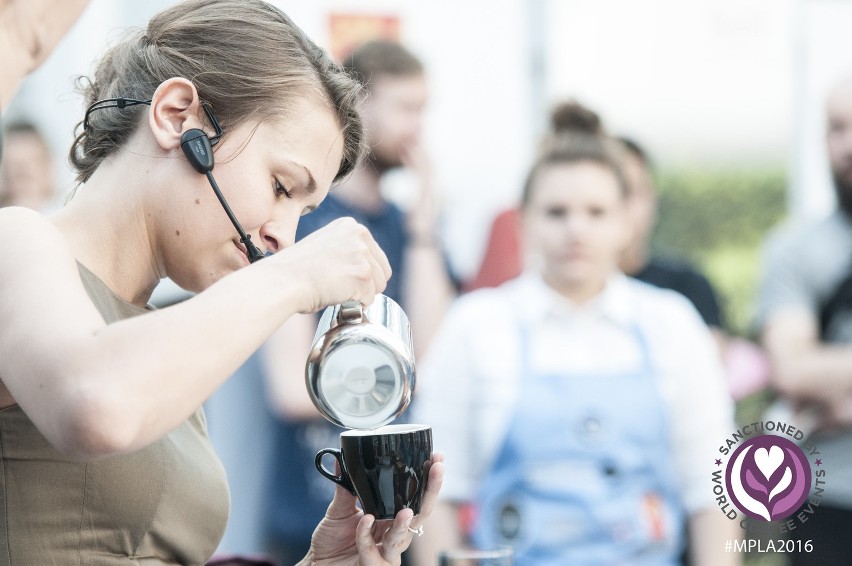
[{"x1": 315, "y1": 448, "x2": 356, "y2": 496}]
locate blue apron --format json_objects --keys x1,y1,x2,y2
[{"x1": 471, "y1": 322, "x2": 684, "y2": 565}]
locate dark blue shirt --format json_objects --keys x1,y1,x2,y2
[{"x1": 267, "y1": 193, "x2": 409, "y2": 542}]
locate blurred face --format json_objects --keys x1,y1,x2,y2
[
  {"x1": 360, "y1": 73, "x2": 428, "y2": 171},
  {"x1": 0, "y1": 132, "x2": 54, "y2": 210},
  {"x1": 826, "y1": 80, "x2": 852, "y2": 215},
  {"x1": 157, "y1": 97, "x2": 344, "y2": 292},
  {"x1": 622, "y1": 151, "x2": 657, "y2": 245},
  {"x1": 523, "y1": 161, "x2": 629, "y2": 300}
]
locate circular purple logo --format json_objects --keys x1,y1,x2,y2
[{"x1": 725, "y1": 435, "x2": 811, "y2": 521}]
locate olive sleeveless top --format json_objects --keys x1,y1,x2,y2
[{"x1": 0, "y1": 263, "x2": 230, "y2": 565}]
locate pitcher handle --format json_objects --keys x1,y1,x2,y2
[{"x1": 337, "y1": 300, "x2": 364, "y2": 324}]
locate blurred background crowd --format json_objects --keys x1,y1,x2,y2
[
  {"x1": 5, "y1": 0, "x2": 849, "y2": 335},
  {"x1": 4, "y1": 1, "x2": 852, "y2": 565}
]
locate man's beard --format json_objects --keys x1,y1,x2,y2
[
  {"x1": 833, "y1": 171, "x2": 852, "y2": 218},
  {"x1": 366, "y1": 149, "x2": 403, "y2": 175}
]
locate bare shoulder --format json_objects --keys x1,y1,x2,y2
[
  {"x1": 0, "y1": 205, "x2": 105, "y2": 401},
  {"x1": 0, "y1": 205, "x2": 50, "y2": 226},
  {"x1": 0, "y1": 206, "x2": 76, "y2": 264},
  {"x1": 0, "y1": 205, "x2": 67, "y2": 247},
  {"x1": 0, "y1": 206, "x2": 95, "y2": 323}
]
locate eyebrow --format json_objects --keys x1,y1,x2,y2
[
  {"x1": 293, "y1": 162, "x2": 317, "y2": 194},
  {"x1": 285, "y1": 160, "x2": 320, "y2": 213}
]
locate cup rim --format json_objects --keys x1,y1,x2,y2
[{"x1": 341, "y1": 423, "x2": 430, "y2": 436}]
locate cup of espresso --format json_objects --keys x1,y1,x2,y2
[{"x1": 315, "y1": 424, "x2": 432, "y2": 519}]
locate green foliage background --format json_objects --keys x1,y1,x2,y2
[{"x1": 650, "y1": 167, "x2": 789, "y2": 338}]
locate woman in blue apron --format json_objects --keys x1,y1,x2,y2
[{"x1": 411, "y1": 102, "x2": 737, "y2": 565}]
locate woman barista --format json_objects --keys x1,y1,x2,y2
[
  {"x1": 0, "y1": 1, "x2": 442, "y2": 563},
  {"x1": 411, "y1": 103, "x2": 735, "y2": 565}
]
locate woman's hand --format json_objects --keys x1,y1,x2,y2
[
  {"x1": 275, "y1": 217, "x2": 392, "y2": 314},
  {"x1": 299, "y1": 453, "x2": 444, "y2": 566}
]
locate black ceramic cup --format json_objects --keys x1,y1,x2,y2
[{"x1": 315, "y1": 424, "x2": 432, "y2": 519}]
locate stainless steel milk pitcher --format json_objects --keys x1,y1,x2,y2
[{"x1": 306, "y1": 294, "x2": 416, "y2": 429}]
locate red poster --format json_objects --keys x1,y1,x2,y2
[{"x1": 328, "y1": 13, "x2": 401, "y2": 62}]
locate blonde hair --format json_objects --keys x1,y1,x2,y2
[{"x1": 70, "y1": 0, "x2": 364, "y2": 185}]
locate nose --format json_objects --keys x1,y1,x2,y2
[
  {"x1": 258, "y1": 222, "x2": 293, "y2": 254},
  {"x1": 563, "y1": 213, "x2": 586, "y2": 233},
  {"x1": 259, "y1": 206, "x2": 302, "y2": 254}
]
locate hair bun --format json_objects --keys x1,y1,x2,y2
[{"x1": 550, "y1": 101, "x2": 603, "y2": 135}]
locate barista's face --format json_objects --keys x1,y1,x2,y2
[
  {"x1": 524, "y1": 160, "x2": 629, "y2": 299},
  {"x1": 360, "y1": 73, "x2": 428, "y2": 171},
  {"x1": 155, "y1": 97, "x2": 344, "y2": 292}
]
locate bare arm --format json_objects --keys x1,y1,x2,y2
[
  {"x1": 688, "y1": 509, "x2": 741, "y2": 566},
  {"x1": 0, "y1": 0, "x2": 90, "y2": 109},
  {"x1": 404, "y1": 243, "x2": 455, "y2": 359},
  {"x1": 0, "y1": 210, "x2": 389, "y2": 459},
  {"x1": 400, "y1": 144, "x2": 455, "y2": 358},
  {"x1": 762, "y1": 307, "x2": 852, "y2": 403}
]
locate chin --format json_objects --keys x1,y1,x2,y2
[
  {"x1": 168, "y1": 264, "x2": 229, "y2": 295},
  {"x1": 547, "y1": 264, "x2": 600, "y2": 287}
]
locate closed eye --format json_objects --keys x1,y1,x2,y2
[{"x1": 274, "y1": 178, "x2": 293, "y2": 199}]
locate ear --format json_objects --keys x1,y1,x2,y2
[{"x1": 148, "y1": 77, "x2": 206, "y2": 151}]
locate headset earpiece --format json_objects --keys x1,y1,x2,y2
[
  {"x1": 180, "y1": 129, "x2": 214, "y2": 173},
  {"x1": 177, "y1": 119, "x2": 264, "y2": 262}
]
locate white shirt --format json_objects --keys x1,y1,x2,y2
[{"x1": 411, "y1": 272, "x2": 735, "y2": 515}]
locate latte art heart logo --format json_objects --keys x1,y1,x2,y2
[
  {"x1": 755, "y1": 446, "x2": 784, "y2": 480},
  {"x1": 725, "y1": 436, "x2": 811, "y2": 521}
]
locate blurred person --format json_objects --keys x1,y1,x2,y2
[
  {"x1": 411, "y1": 102, "x2": 738, "y2": 566},
  {"x1": 462, "y1": 124, "x2": 769, "y2": 401},
  {"x1": 0, "y1": 120, "x2": 56, "y2": 210},
  {"x1": 465, "y1": 130, "x2": 726, "y2": 332},
  {"x1": 757, "y1": 75, "x2": 852, "y2": 565},
  {"x1": 262, "y1": 40, "x2": 455, "y2": 565},
  {"x1": 0, "y1": 1, "x2": 444, "y2": 564},
  {"x1": 618, "y1": 136, "x2": 771, "y2": 401},
  {"x1": 618, "y1": 136, "x2": 725, "y2": 335}
]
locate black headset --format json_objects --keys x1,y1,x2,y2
[{"x1": 84, "y1": 97, "x2": 266, "y2": 263}]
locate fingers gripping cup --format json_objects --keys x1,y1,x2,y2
[
  {"x1": 306, "y1": 295, "x2": 415, "y2": 429},
  {"x1": 315, "y1": 424, "x2": 433, "y2": 519}
]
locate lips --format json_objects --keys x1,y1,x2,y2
[
  {"x1": 233, "y1": 240, "x2": 252, "y2": 266},
  {"x1": 561, "y1": 244, "x2": 589, "y2": 260}
]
